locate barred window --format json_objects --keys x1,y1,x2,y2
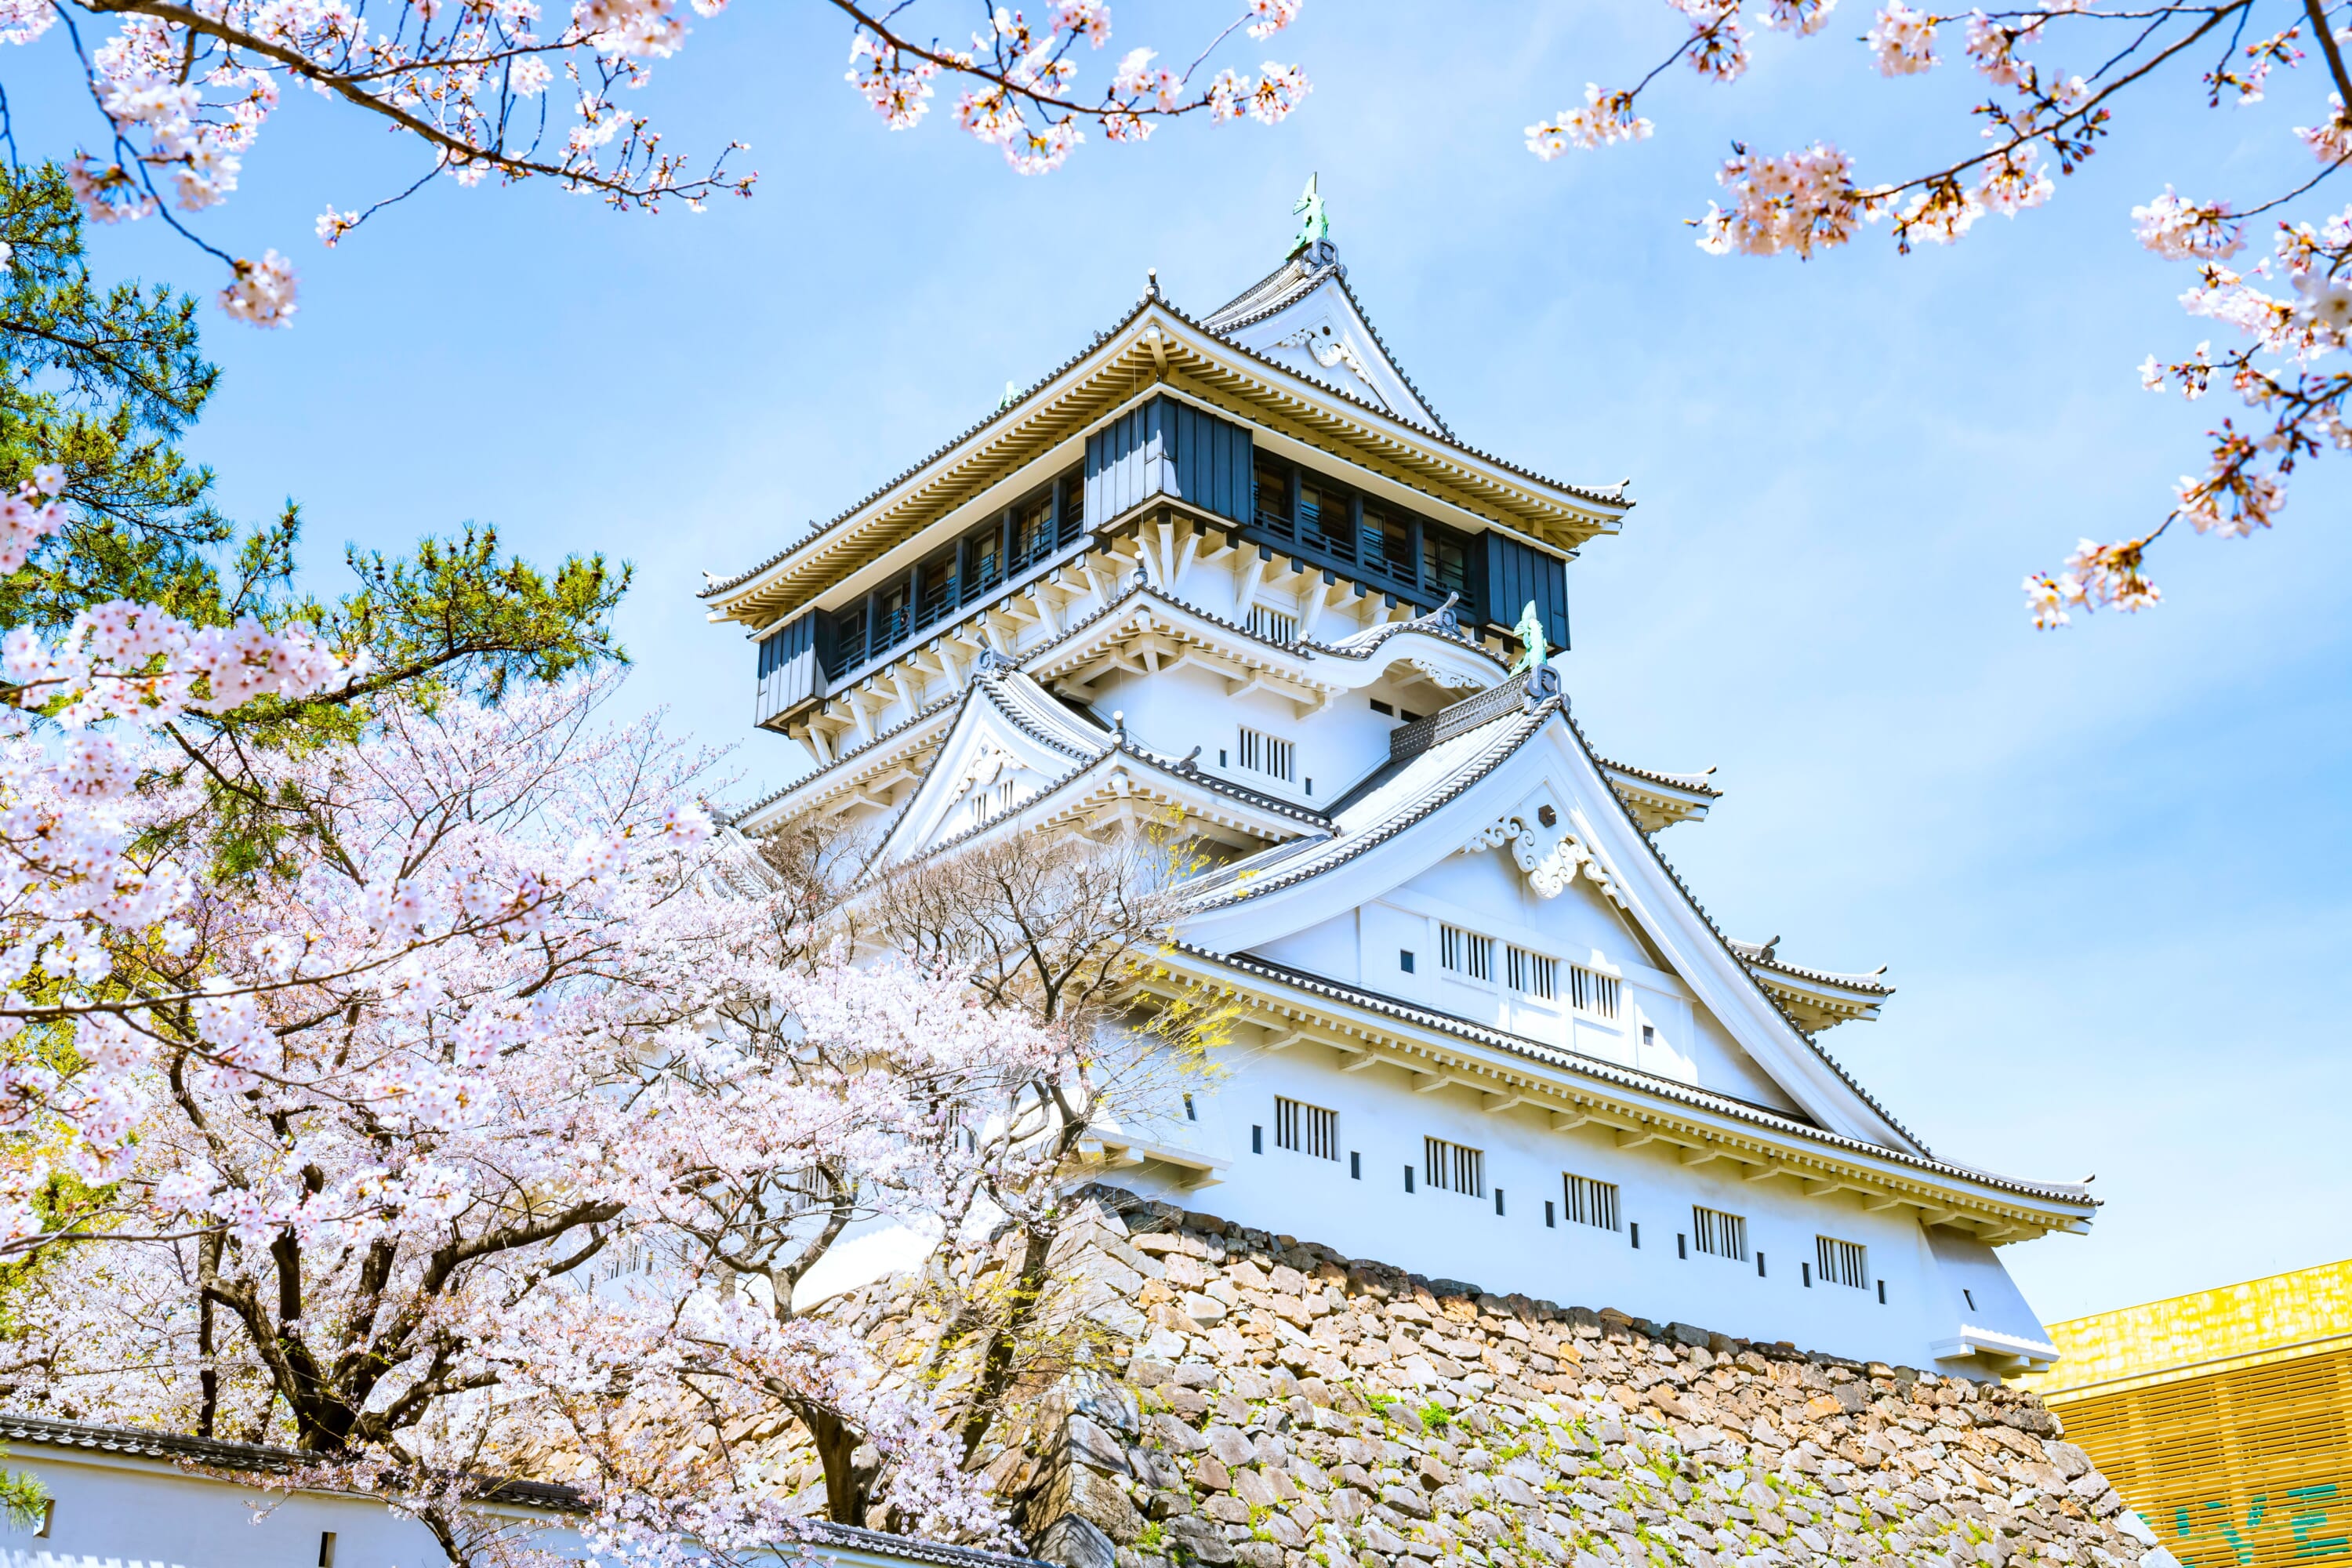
[
  {"x1": 1565, "y1": 964, "x2": 1621, "y2": 1019},
  {"x1": 1424, "y1": 1137, "x2": 1485, "y2": 1198},
  {"x1": 1508, "y1": 946, "x2": 1559, "y2": 1000},
  {"x1": 1562, "y1": 1171, "x2": 1621, "y2": 1232},
  {"x1": 1439, "y1": 924, "x2": 1495, "y2": 982},
  {"x1": 1237, "y1": 726, "x2": 1296, "y2": 782},
  {"x1": 1247, "y1": 604, "x2": 1301, "y2": 644},
  {"x1": 1817, "y1": 1236, "x2": 1870, "y2": 1290},
  {"x1": 1275, "y1": 1096, "x2": 1339, "y2": 1160},
  {"x1": 1693, "y1": 1205, "x2": 1749, "y2": 1261}
]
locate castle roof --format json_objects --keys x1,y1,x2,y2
[{"x1": 702, "y1": 256, "x2": 1628, "y2": 632}]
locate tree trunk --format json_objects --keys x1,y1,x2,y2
[{"x1": 800, "y1": 1399, "x2": 876, "y2": 1526}]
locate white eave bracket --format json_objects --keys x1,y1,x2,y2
[
  {"x1": 1079, "y1": 1134, "x2": 1232, "y2": 1188},
  {"x1": 1931, "y1": 1327, "x2": 2061, "y2": 1374}
]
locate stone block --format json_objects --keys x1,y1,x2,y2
[
  {"x1": 1208, "y1": 1426, "x2": 1258, "y2": 1466},
  {"x1": 1038, "y1": 1515, "x2": 1120, "y2": 1568},
  {"x1": 1167, "y1": 1515, "x2": 1236, "y2": 1565},
  {"x1": 1065, "y1": 1417, "x2": 1134, "y2": 1476},
  {"x1": 1382, "y1": 1485, "x2": 1434, "y2": 1520}
]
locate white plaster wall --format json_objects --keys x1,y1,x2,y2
[
  {"x1": 1129, "y1": 1041, "x2": 2020, "y2": 1377},
  {"x1": 0, "y1": 1450, "x2": 596, "y2": 1568},
  {"x1": 1272, "y1": 853, "x2": 1798, "y2": 1119}
]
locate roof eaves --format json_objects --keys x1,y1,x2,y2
[
  {"x1": 1552, "y1": 702, "x2": 1928, "y2": 1154},
  {"x1": 1168, "y1": 946, "x2": 2094, "y2": 1211},
  {"x1": 1185, "y1": 699, "x2": 1549, "y2": 908},
  {"x1": 726, "y1": 693, "x2": 962, "y2": 827},
  {"x1": 702, "y1": 296, "x2": 1157, "y2": 601},
  {"x1": 1597, "y1": 757, "x2": 1722, "y2": 799}
]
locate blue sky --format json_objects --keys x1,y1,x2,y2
[{"x1": 9, "y1": 1, "x2": 2348, "y2": 1322}]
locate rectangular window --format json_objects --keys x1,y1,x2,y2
[
  {"x1": 1012, "y1": 492, "x2": 1055, "y2": 569},
  {"x1": 1817, "y1": 1235, "x2": 1870, "y2": 1290},
  {"x1": 1274, "y1": 1096, "x2": 1339, "y2": 1160},
  {"x1": 1424, "y1": 1137, "x2": 1485, "y2": 1198},
  {"x1": 1693, "y1": 1205, "x2": 1749, "y2": 1262},
  {"x1": 1254, "y1": 458, "x2": 1293, "y2": 535},
  {"x1": 1370, "y1": 699, "x2": 1394, "y2": 717},
  {"x1": 833, "y1": 604, "x2": 869, "y2": 670},
  {"x1": 1361, "y1": 503, "x2": 1414, "y2": 583},
  {"x1": 1508, "y1": 946, "x2": 1559, "y2": 1000},
  {"x1": 1423, "y1": 529, "x2": 1471, "y2": 597},
  {"x1": 1299, "y1": 479, "x2": 1352, "y2": 558},
  {"x1": 1561, "y1": 1172, "x2": 1621, "y2": 1232},
  {"x1": 963, "y1": 521, "x2": 1005, "y2": 598},
  {"x1": 1055, "y1": 469, "x2": 1085, "y2": 546},
  {"x1": 1399, "y1": 949, "x2": 1416, "y2": 974},
  {"x1": 1350, "y1": 1151, "x2": 1361, "y2": 1179},
  {"x1": 1565, "y1": 964, "x2": 1621, "y2": 1020},
  {"x1": 1439, "y1": 924, "x2": 1494, "y2": 983},
  {"x1": 1247, "y1": 604, "x2": 1301, "y2": 644},
  {"x1": 917, "y1": 551, "x2": 957, "y2": 629},
  {"x1": 875, "y1": 581, "x2": 910, "y2": 652},
  {"x1": 1236, "y1": 726, "x2": 1295, "y2": 782},
  {"x1": 1544, "y1": 1200, "x2": 1555, "y2": 1228}
]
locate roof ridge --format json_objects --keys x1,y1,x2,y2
[{"x1": 1551, "y1": 700, "x2": 1929, "y2": 1156}]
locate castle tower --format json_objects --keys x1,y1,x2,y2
[{"x1": 702, "y1": 232, "x2": 2094, "y2": 1377}]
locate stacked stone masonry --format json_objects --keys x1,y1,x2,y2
[{"x1": 828, "y1": 1189, "x2": 2170, "y2": 1568}]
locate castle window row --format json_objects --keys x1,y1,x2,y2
[
  {"x1": 1249, "y1": 1102, "x2": 1882, "y2": 1301},
  {"x1": 816, "y1": 467, "x2": 1085, "y2": 681},
  {"x1": 1440, "y1": 923, "x2": 1620, "y2": 1019},
  {"x1": 1251, "y1": 454, "x2": 1475, "y2": 606}
]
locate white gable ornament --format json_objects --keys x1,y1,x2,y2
[{"x1": 1463, "y1": 811, "x2": 1629, "y2": 907}]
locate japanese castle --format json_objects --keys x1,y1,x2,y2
[{"x1": 703, "y1": 219, "x2": 2095, "y2": 1377}]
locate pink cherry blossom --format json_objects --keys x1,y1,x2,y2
[
  {"x1": 217, "y1": 251, "x2": 297, "y2": 329},
  {"x1": 1866, "y1": 2, "x2": 1938, "y2": 75},
  {"x1": 2132, "y1": 187, "x2": 2245, "y2": 260}
]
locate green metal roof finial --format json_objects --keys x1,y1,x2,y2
[
  {"x1": 1508, "y1": 600, "x2": 1550, "y2": 677},
  {"x1": 1290, "y1": 172, "x2": 1329, "y2": 256}
]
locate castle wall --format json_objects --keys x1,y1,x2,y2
[
  {"x1": 1120, "y1": 1045, "x2": 2043, "y2": 1376},
  {"x1": 829, "y1": 1189, "x2": 2161, "y2": 1568}
]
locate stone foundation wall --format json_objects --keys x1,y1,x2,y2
[{"x1": 834, "y1": 1188, "x2": 2168, "y2": 1568}]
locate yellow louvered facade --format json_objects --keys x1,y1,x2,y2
[{"x1": 2020, "y1": 1261, "x2": 2352, "y2": 1568}]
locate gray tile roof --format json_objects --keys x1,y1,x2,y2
[
  {"x1": 703, "y1": 279, "x2": 1628, "y2": 605},
  {"x1": 0, "y1": 1414, "x2": 1049, "y2": 1568}
]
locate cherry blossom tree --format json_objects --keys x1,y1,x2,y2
[
  {"x1": 854, "y1": 823, "x2": 1229, "y2": 1468},
  {"x1": 0, "y1": 657, "x2": 1102, "y2": 1560},
  {"x1": 1524, "y1": 0, "x2": 2352, "y2": 625},
  {"x1": 2, "y1": 0, "x2": 1308, "y2": 328}
]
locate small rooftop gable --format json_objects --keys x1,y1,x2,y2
[{"x1": 1202, "y1": 239, "x2": 1448, "y2": 434}]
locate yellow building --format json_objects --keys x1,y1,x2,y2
[{"x1": 2023, "y1": 1261, "x2": 2352, "y2": 1568}]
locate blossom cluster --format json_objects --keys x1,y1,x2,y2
[
  {"x1": 1530, "y1": 0, "x2": 2352, "y2": 626},
  {"x1": 845, "y1": 2, "x2": 1307, "y2": 173},
  {"x1": 1695, "y1": 143, "x2": 1878, "y2": 259},
  {"x1": 21, "y1": 0, "x2": 753, "y2": 326}
]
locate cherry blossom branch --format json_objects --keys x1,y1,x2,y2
[{"x1": 1531, "y1": 0, "x2": 2352, "y2": 626}]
